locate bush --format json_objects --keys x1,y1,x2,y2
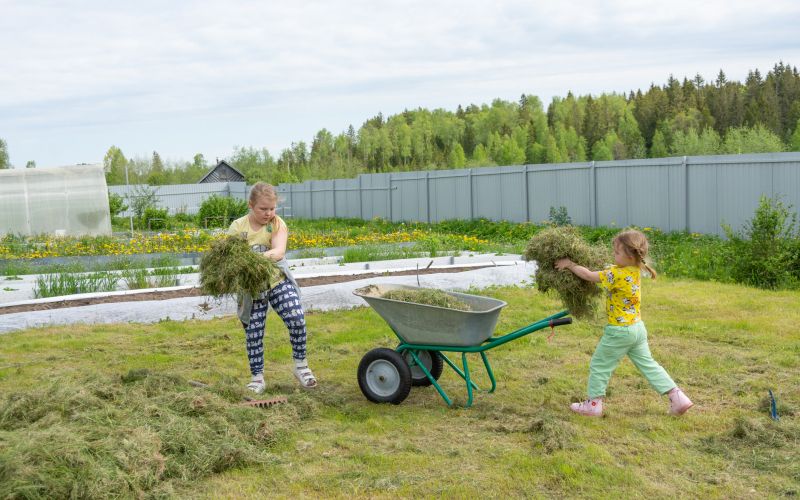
[
  {"x1": 548, "y1": 206, "x2": 572, "y2": 227},
  {"x1": 108, "y1": 192, "x2": 128, "y2": 218},
  {"x1": 141, "y1": 206, "x2": 169, "y2": 231},
  {"x1": 723, "y1": 195, "x2": 799, "y2": 289},
  {"x1": 197, "y1": 195, "x2": 249, "y2": 228}
]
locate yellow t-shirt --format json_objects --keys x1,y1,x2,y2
[
  {"x1": 597, "y1": 265, "x2": 641, "y2": 326},
  {"x1": 228, "y1": 215, "x2": 287, "y2": 292}
]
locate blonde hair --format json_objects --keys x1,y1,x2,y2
[
  {"x1": 249, "y1": 182, "x2": 278, "y2": 204},
  {"x1": 614, "y1": 229, "x2": 657, "y2": 279}
]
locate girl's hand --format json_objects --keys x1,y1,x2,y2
[{"x1": 555, "y1": 258, "x2": 574, "y2": 271}]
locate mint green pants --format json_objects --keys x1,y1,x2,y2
[{"x1": 587, "y1": 321, "x2": 676, "y2": 399}]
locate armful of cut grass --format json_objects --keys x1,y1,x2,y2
[
  {"x1": 199, "y1": 235, "x2": 278, "y2": 297},
  {"x1": 523, "y1": 226, "x2": 609, "y2": 319}
]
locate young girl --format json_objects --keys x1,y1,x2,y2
[
  {"x1": 555, "y1": 229, "x2": 692, "y2": 417},
  {"x1": 228, "y1": 182, "x2": 317, "y2": 393}
]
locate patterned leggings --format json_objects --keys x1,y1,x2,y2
[{"x1": 242, "y1": 279, "x2": 307, "y2": 376}]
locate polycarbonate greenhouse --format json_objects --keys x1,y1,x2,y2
[{"x1": 0, "y1": 164, "x2": 112, "y2": 236}]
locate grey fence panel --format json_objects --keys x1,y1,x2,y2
[
  {"x1": 528, "y1": 163, "x2": 593, "y2": 225},
  {"x1": 390, "y1": 171, "x2": 428, "y2": 222},
  {"x1": 429, "y1": 169, "x2": 470, "y2": 222},
  {"x1": 109, "y1": 182, "x2": 247, "y2": 216},
  {"x1": 332, "y1": 178, "x2": 361, "y2": 219},
  {"x1": 616, "y1": 158, "x2": 682, "y2": 231},
  {"x1": 358, "y1": 173, "x2": 391, "y2": 220},
  {"x1": 595, "y1": 163, "x2": 631, "y2": 228},
  {"x1": 470, "y1": 166, "x2": 525, "y2": 221},
  {"x1": 773, "y1": 160, "x2": 800, "y2": 217},
  {"x1": 309, "y1": 180, "x2": 334, "y2": 219}
]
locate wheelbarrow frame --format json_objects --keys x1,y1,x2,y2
[
  {"x1": 354, "y1": 284, "x2": 572, "y2": 407},
  {"x1": 396, "y1": 310, "x2": 571, "y2": 407}
]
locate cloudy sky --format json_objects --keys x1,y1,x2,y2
[{"x1": 2, "y1": 0, "x2": 799, "y2": 168}]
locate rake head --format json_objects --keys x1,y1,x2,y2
[{"x1": 240, "y1": 396, "x2": 288, "y2": 408}]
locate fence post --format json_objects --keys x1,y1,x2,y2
[
  {"x1": 309, "y1": 181, "x2": 314, "y2": 220},
  {"x1": 388, "y1": 173, "x2": 393, "y2": 222},
  {"x1": 426, "y1": 172, "x2": 431, "y2": 223},
  {"x1": 589, "y1": 161, "x2": 597, "y2": 227},
  {"x1": 332, "y1": 179, "x2": 337, "y2": 219},
  {"x1": 468, "y1": 169, "x2": 474, "y2": 220},
  {"x1": 683, "y1": 156, "x2": 689, "y2": 232},
  {"x1": 358, "y1": 176, "x2": 364, "y2": 220},
  {"x1": 523, "y1": 165, "x2": 529, "y2": 222}
]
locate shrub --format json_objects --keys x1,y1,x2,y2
[
  {"x1": 108, "y1": 192, "x2": 128, "y2": 218},
  {"x1": 141, "y1": 206, "x2": 169, "y2": 231},
  {"x1": 548, "y1": 206, "x2": 572, "y2": 227},
  {"x1": 197, "y1": 195, "x2": 249, "y2": 228},
  {"x1": 723, "y1": 195, "x2": 799, "y2": 289}
]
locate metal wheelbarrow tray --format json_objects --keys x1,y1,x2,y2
[{"x1": 353, "y1": 284, "x2": 572, "y2": 407}]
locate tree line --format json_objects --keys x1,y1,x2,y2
[{"x1": 3, "y1": 62, "x2": 799, "y2": 184}]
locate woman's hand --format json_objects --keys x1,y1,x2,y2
[{"x1": 555, "y1": 258, "x2": 574, "y2": 271}]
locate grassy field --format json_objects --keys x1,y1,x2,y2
[{"x1": 1, "y1": 279, "x2": 798, "y2": 498}]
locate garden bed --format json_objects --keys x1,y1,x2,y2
[{"x1": 0, "y1": 264, "x2": 494, "y2": 315}]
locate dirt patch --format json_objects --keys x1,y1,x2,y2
[{"x1": 0, "y1": 265, "x2": 495, "y2": 315}]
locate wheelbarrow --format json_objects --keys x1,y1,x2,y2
[{"x1": 353, "y1": 284, "x2": 572, "y2": 407}]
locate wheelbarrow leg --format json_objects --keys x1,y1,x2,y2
[
  {"x1": 480, "y1": 351, "x2": 497, "y2": 393},
  {"x1": 439, "y1": 353, "x2": 480, "y2": 391},
  {"x1": 407, "y1": 351, "x2": 452, "y2": 406},
  {"x1": 462, "y1": 353, "x2": 474, "y2": 408}
]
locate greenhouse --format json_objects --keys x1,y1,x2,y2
[{"x1": 0, "y1": 164, "x2": 111, "y2": 236}]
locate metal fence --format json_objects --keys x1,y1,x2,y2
[
  {"x1": 107, "y1": 153, "x2": 800, "y2": 236},
  {"x1": 276, "y1": 153, "x2": 800, "y2": 236},
  {"x1": 109, "y1": 182, "x2": 249, "y2": 217}
]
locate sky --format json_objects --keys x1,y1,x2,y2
[{"x1": 1, "y1": 0, "x2": 799, "y2": 169}]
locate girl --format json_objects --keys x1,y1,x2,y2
[
  {"x1": 228, "y1": 182, "x2": 317, "y2": 393},
  {"x1": 555, "y1": 229, "x2": 692, "y2": 417}
]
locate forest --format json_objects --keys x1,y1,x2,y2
[{"x1": 12, "y1": 62, "x2": 799, "y2": 186}]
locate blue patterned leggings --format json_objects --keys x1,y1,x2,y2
[{"x1": 242, "y1": 279, "x2": 307, "y2": 376}]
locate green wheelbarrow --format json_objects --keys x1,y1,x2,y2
[{"x1": 353, "y1": 284, "x2": 572, "y2": 408}]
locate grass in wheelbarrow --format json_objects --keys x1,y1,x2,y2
[
  {"x1": 523, "y1": 225, "x2": 609, "y2": 319},
  {"x1": 380, "y1": 288, "x2": 472, "y2": 311},
  {"x1": 199, "y1": 235, "x2": 278, "y2": 297}
]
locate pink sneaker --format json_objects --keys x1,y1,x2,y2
[
  {"x1": 667, "y1": 387, "x2": 693, "y2": 416},
  {"x1": 570, "y1": 398, "x2": 603, "y2": 417}
]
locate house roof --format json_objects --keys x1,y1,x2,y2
[{"x1": 198, "y1": 160, "x2": 246, "y2": 183}]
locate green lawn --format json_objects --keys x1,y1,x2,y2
[{"x1": 1, "y1": 279, "x2": 798, "y2": 498}]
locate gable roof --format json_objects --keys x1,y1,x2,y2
[{"x1": 198, "y1": 160, "x2": 246, "y2": 183}]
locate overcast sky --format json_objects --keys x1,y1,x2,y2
[{"x1": 2, "y1": 0, "x2": 799, "y2": 168}]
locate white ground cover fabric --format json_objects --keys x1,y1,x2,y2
[{"x1": 0, "y1": 254, "x2": 537, "y2": 334}]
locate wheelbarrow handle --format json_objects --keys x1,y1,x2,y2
[{"x1": 549, "y1": 317, "x2": 573, "y2": 327}]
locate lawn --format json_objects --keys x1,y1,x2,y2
[{"x1": 1, "y1": 279, "x2": 798, "y2": 498}]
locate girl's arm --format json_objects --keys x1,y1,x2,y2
[
  {"x1": 264, "y1": 223, "x2": 287, "y2": 261},
  {"x1": 555, "y1": 258, "x2": 601, "y2": 283}
]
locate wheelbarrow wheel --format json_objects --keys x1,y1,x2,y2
[
  {"x1": 401, "y1": 349, "x2": 444, "y2": 387},
  {"x1": 358, "y1": 348, "x2": 412, "y2": 404}
]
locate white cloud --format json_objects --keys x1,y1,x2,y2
[{"x1": 0, "y1": 0, "x2": 799, "y2": 166}]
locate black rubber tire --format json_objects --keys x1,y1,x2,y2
[
  {"x1": 402, "y1": 349, "x2": 444, "y2": 386},
  {"x1": 357, "y1": 348, "x2": 412, "y2": 404}
]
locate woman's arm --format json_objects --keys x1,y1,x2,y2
[
  {"x1": 555, "y1": 258, "x2": 601, "y2": 283},
  {"x1": 264, "y1": 222, "x2": 287, "y2": 261}
]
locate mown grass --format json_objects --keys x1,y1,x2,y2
[{"x1": 1, "y1": 280, "x2": 798, "y2": 498}]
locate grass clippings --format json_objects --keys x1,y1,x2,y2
[
  {"x1": 381, "y1": 288, "x2": 472, "y2": 311},
  {"x1": 0, "y1": 370, "x2": 298, "y2": 498},
  {"x1": 199, "y1": 236, "x2": 277, "y2": 297},
  {"x1": 523, "y1": 226, "x2": 610, "y2": 318}
]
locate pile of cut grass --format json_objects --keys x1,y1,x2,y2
[
  {"x1": 382, "y1": 288, "x2": 472, "y2": 311},
  {"x1": 199, "y1": 236, "x2": 277, "y2": 297},
  {"x1": 0, "y1": 369, "x2": 300, "y2": 498},
  {"x1": 523, "y1": 225, "x2": 609, "y2": 318}
]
